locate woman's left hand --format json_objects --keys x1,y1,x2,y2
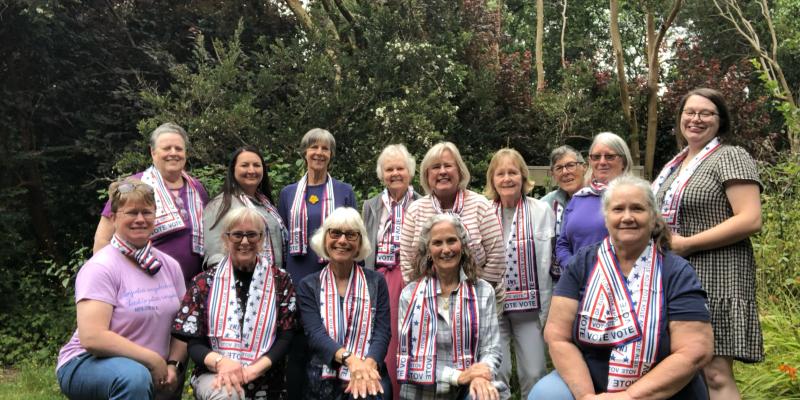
[
  {"x1": 344, "y1": 357, "x2": 383, "y2": 398},
  {"x1": 469, "y1": 377, "x2": 499, "y2": 400},
  {"x1": 163, "y1": 364, "x2": 179, "y2": 392}
]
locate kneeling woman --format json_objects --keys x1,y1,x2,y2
[
  {"x1": 398, "y1": 214, "x2": 503, "y2": 400},
  {"x1": 173, "y1": 207, "x2": 297, "y2": 399},
  {"x1": 296, "y1": 207, "x2": 392, "y2": 399},
  {"x1": 530, "y1": 176, "x2": 713, "y2": 400},
  {"x1": 57, "y1": 180, "x2": 187, "y2": 400}
]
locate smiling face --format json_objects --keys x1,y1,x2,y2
[
  {"x1": 150, "y1": 132, "x2": 186, "y2": 176},
  {"x1": 324, "y1": 226, "x2": 361, "y2": 266},
  {"x1": 224, "y1": 218, "x2": 264, "y2": 270},
  {"x1": 428, "y1": 221, "x2": 463, "y2": 275},
  {"x1": 304, "y1": 141, "x2": 332, "y2": 175},
  {"x1": 112, "y1": 200, "x2": 156, "y2": 248},
  {"x1": 589, "y1": 143, "x2": 625, "y2": 183},
  {"x1": 552, "y1": 154, "x2": 586, "y2": 196},
  {"x1": 492, "y1": 156, "x2": 523, "y2": 204},
  {"x1": 680, "y1": 95, "x2": 720, "y2": 150},
  {"x1": 381, "y1": 155, "x2": 412, "y2": 196},
  {"x1": 605, "y1": 185, "x2": 655, "y2": 249},
  {"x1": 426, "y1": 150, "x2": 461, "y2": 200},
  {"x1": 234, "y1": 151, "x2": 264, "y2": 196}
]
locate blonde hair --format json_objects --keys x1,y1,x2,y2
[
  {"x1": 108, "y1": 179, "x2": 155, "y2": 212},
  {"x1": 484, "y1": 148, "x2": 534, "y2": 201},
  {"x1": 419, "y1": 142, "x2": 471, "y2": 195}
]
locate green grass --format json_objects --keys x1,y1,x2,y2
[{"x1": 0, "y1": 360, "x2": 62, "y2": 400}]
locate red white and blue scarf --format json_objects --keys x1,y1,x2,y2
[
  {"x1": 494, "y1": 198, "x2": 540, "y2": 313},
  {"x1": 577, "y1": 238, "x2": 663, "y2": 392},
  {"x1": 397, "y1": 276, "x2": 480, "y2": 385},
  {"x1": 141, "y1": 166, "x2": 204, "y2": 255},
  {"x1": 376, "y1": 188, "x2": 414, "y2": 268},
  {"x1": 288, "y1": 173, "x2": 335, "y2": 256},
  {"x1": 573, "y1": 179, "x2": 608, "y2": 198},
  {"x1": 207, "y1": 255, "x2": 278, "y2": 365},
  {"x1": 110, "y1": 234, "x2": 163, "y2": 275},
  {"x1": 239, "y1": 193, "x2": 287, "y2": 267},
  {"x1": 320, "y1": 264, "x2": 373, "y2": 381},
  {"x1": 652, "y1": 137, "x2": 721, "y2": 232},
  {"x1": 430, "y1": 189, "x2": 465, "y2": 216}
]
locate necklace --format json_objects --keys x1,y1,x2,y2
[{"x1": 438, "y1": 293, "x2": 451, "y2": 311}]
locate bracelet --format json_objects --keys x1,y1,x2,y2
[{"x1": 213, "y1": 354, "x2": 224, "y2": 371}]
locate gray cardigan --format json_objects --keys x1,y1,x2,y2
[{"x1": 361, "y1": 190, "x2": 421, "y2": 270}]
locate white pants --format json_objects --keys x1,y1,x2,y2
[
  {"x1": 191, "y1": 373, "x2": 245, "y2": 400},
  {"x1": 498, "y1": 311, "x2": 547, "y2": 400}
]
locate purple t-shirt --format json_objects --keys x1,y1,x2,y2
[
  {"x1": 57, "y1": 246, "x2": 186, "y2": 370},
  {"x1": 101, "y1": 171, "x2": 209, "y2": 287}
]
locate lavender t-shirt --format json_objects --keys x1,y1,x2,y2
[
  {"x1": 101, "y1": 171, "x2": 209, "y2": 287},
  {"x1": 56, "y1": 246, "x2": 186, "y2": 371}
]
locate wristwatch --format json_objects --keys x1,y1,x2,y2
[
  {"x1": 341, "y1": 350, "x2": 353, "y2": 364},
  {"x1": 167, "y1": 359, "x2": 184, "y2": 373}
]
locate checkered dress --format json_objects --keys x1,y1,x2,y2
[{"x1": 654, "y1": 145, "x2": 764, "y2": 362}]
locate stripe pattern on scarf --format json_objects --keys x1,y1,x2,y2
[
  {"x1": 577, "y1": 238, "x2": 663, "y2": 392},
  {"x1": 207, "y1": 255, "x2": 278, "y2": 365},
  {"x1": 430, "y1": 189, "x2": 465, "y2": 216},
  {"x1": 110, "y1": 234, "x2": 163, "y2": 275},
  {"x1": 319, "y1": 264, "x2": 373, "y2": 381},
  {"x1": 288, "y1": 174, "x2": 335, "y2": 256},
  {"x1": 141, "y1": 166, "x2": 205, "y2": 255},
  {"x1": 376, "y1": 188, "x2": 414, "y2": 268},
  {"x1": 239, "y1": 194, "x2": 287, "y2": 268},
  {"x1": 573, "y1": 179, "x2": 608, "y2": 198},
  {"x1": 397, "y1": 276, "x2": 479, "y2": 385},
  {"x1": 495, "y1": 198, "x2": 540, "y2": 313},
  {"x1": 651, "y1": 137, "x2": 722, "y2": 232}
]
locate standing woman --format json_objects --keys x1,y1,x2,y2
[
  {"x1": 362, "y1": 144, "x2": 420, "y2": 400},
  {"x1": 540, "y1": 145, "x2": 586, "y2": 280},
  {"x1": 94, "y1": 122, "x2": 210, "y2": 288},
  {"x1": 278, "y1": 128, "x2": 357, "y2": 398},
  {"x1": 554, "y1": 132, "x2": 632, "y2": 268},
  {"x1": 204, "y1": 146, "x2": 286, "y2": 270},
  {"x1": 296, "y1": 207, "x2": 392, "y2": 399},
  {"x1": 652, "y1": 88, "x2": 763, "y2": 399},
  {"x1": 484, "y1": 149, "x2": 555, "y2": 399},
  {"x1": 399, "y1": 142, "x2": 505, "y2": 299},
  {"x1": 58, "y1": 180, "x2": 187, "y2": 400},
  {"x1": 398, "y1": 214, "x2": 503, "y2": 400}
]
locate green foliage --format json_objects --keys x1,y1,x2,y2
[{"x1": 0, "y1": 360, "x2": 62, "y2": 400}]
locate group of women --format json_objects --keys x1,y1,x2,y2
[{"x1": 57, "y1": 87, "x2": 763, "y2": 400}]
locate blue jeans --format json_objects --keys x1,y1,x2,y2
[
  {"x1": 57, "y1": 352, "x2": 154, "y2": 400},
  {"x1": 528, "y1": 370, "x2": 575, "y2": 400}
]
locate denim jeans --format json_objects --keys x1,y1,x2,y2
[
  {"x1": 528, "y1": 370, "x2": 575, "y2": 400},
  {"x1": 57, "y1": 352, "x2": 154, "y2": 400}
]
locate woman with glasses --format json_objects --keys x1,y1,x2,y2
[
  {"x1": 652, "y1": 88, "x2": 763, "y2": 399},
  {"x1": 296, "y1": 207, "x2": 392, "y2": 399},
  {"x1": 400, "y1": 142, "x2": 505, "y2": 301},
  {"x1": 172, "y1": 207, "x2": 297, "y2": 399},
  {"x1": 93, "y1": 122, "x2": 210, "y2": 289},
  {"x1": 555, "y1": 132, "x2": 632, "y2": 269},
  {"x1": 204, "y1": 146, "x2": 286, "y2": 270},
  {"x1": 540, "y1": 145, "x2": 587, "y2": 280},
  {"x1": 58, "y1": 180, "x2": 187, "y2": 400}
]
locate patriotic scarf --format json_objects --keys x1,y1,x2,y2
[
  {"x1": 110, "y1": 234, "x2": 163, "y2": 275},
  {"x1": 207, "y1": 255, "x2": 278, "y2": 365},
  {"x1": 652, "y1": 137, "x2": 721, "y2": 232},
  {"x1": 494, "y1": 197, "x2": 541, "y2": 313},
  {"x1": 550, "y1": 197, "x2": 566, "y2": 279},
  {"x1": 239, "y1": 193, "x2": 288, "y2": 267},
  {"x1": 288, "y1": 173, "x2": 335, "y2": 256},
  {"x1": 319, "y1": 264, "x2": 373, "y2": 381},
  {"x1": 376, "y1": 188, "x2": 414, "y2": 268},
  {"x1": 430, "y1": 189, "x2": 465, "y2": 216},
  {"x1": 141, "y1": 166, "x2": 204, "y2": 255},
  {"x1": 397, "y1": 276, "x2": 480, "y2": 385},
  {"x1": 573, "y1": 178, "x2": 608, "y2": 198},
  {"x1": 577, "y1": 238, "x2": 663, "y2": 392}
]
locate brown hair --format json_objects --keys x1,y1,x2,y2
[
  {"x1": 408, "y1": 214, "x2": 479, "y2": 284},
  {"x1": 108, "y1": 179, "x2": 156, "y2": 213},
  {"x1": 675, "y1": 88, "x2": 731, "y2": 147}
]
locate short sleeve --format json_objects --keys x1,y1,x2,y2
[
  {"x1": 75, "y1": 256, "x2": 119, "y2": 306},
  {"x1": 716, "y1": 146, "x2": 762, "y2": 190},
  {"x1": 172, "y1": 272, "x2": 212, "y2": 339},
  {"x1": 664, "y1": 253, "x2": 710, "y2": 322}
]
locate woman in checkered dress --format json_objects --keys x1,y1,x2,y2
[{"x1": 652, "y1": 88, "x2": 763, "y2": 400}]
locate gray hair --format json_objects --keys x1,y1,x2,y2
[
  {"x1": 549, "y1": 145, "x2": 585, "y2": 168},
  {"x1": 419, "y1": 142, "x2": 471, "y2": 195},
  {"x1": 309, "y1": 207, "x2": 372, "y2": 262},
  {"x1": 150, "y1": 122, "x2": 189, "y2": 148},
  {"x1": 300, "y1": 128, "x2": 336, "y2": 159},
  {"x1": 601, "y1": 175, "x2": 671, "y2": 250},
  {"x1": 375, "y1": 144, "x2": 416, "y2": 181},
  {"x1": 586, "y1": 132, "x2": 633, "y2": 183},
  {"x1": 221, "y1": 207, "x2": 267, "y2": 249},
  {"x1": 408, "y1": 214, "x2": 479, "y2": 283}
]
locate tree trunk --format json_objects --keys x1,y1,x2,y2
[
  {"x1": 561, "y1": 0, "x2": 568, "y2": 69},
  {"x1": 535, "y1": 0, "x2": 545, "y2": 91},
  {"x1": 609, "y1": 0, "x2": 640, "y2": 165}
]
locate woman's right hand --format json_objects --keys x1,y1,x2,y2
[
  {"x1": 213, "y1": 357, "x2": 246, "y2": 397},
  {"x1": 457, "y1": 362, "x2": 493, "y2": 385}
]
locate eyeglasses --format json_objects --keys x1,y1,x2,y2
[
  {"x1": 682, "y1": 110, "x2": 718, "y2": 120},
  {"x1": 225, "y1": 231, "x2": 263, "y2": 243},
  {"x1": 117, "y1": 209, "x2": 156, "y2": 219},
  {"x1": 588, "y1": 153, "x2": 621, "y2": 162},
  {"x1": 552, "y1": 161, "x2": 582, "y2": 174},
  {"x1": 328, "y1": 229, "x2": 360, "y2": 241}
]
